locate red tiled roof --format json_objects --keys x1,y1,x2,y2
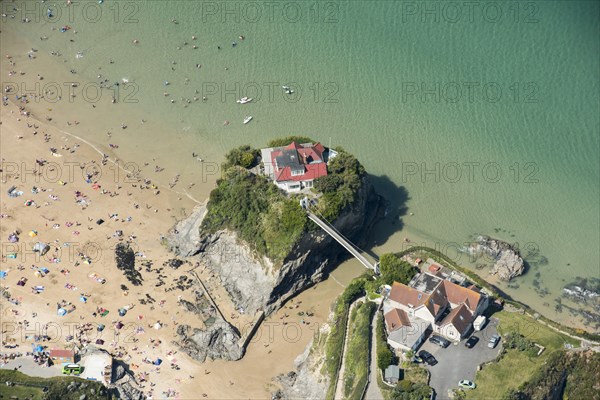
[
  {"x1": 439, "y1": 303, "x2": 473, "y2": 335},
  {"x1": 389, "y1": 282, "x2": 426, "y2": 308},
  {"x1": 442, "y1": 281, "x2": 481, "y2": 313},
  {"x1": 271, "y1": 142, "x2": 327, "y2": 182},
  {"x1": 384, "y1": 308, "x2": 411, "y2": 332},
  {"x1": 50, "y1": 349, "x2": 74, "y2": 358},
  {"x1": 423, "y1": 282, "x2": 448, "y2": 317},
  {"x1": 274, "y1": 163, "x2": 327, "y2": 182},
  {"x1": 428, "y1": 263, "x2": 442, "y2": 273},
  {"x1": 284, "y1": 142, "x2": 303, "y2": 151}
]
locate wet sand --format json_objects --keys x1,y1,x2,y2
[
  {"x1": 0, "y1": 99, "x2": 367, "y2": 398},
  {"x1": 0, "y1": 14, "x2": 372, "y2": 398}
]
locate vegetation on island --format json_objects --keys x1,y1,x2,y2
[
  {"x1": 313, "y1": 148, "x2": 366, "y2": 222},
  {"x1": 0, "y1": 369, "x2": 109, "y2": 400},
  {"x1": 202, "y1": 166, "x2": 307, "y2": 262},
  {"x1": 267, "y1": 136, "x2": 315, "y2": 148},
  {"x1": 202, "y1": 140, "x2": 367, "y2": 263},
  {"x1": 343, "y1": 301, "x2": 377, "y2": 399}
]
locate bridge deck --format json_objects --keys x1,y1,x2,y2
[{"x1": 307, "y1": 211, "x2": 376, "y2": 270}]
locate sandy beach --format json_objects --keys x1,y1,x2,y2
[
  {"x1": 0, "y1": 13, "x2": 372, "y2": 397},
  {"x1": 0, "y1": 96, "x2": 365, "y2": 398}
]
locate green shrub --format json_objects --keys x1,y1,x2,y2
[
  {"x1": 202, "y1": 167, "x2": 307, "y2": 262},
  {"x1": 223, "y1": 145, "x2": 260, "y2": 170},
  {"x1": 344, "y1": 301, "x2": 376, "y2": 399},
  {"x1": 267, "y1": 136, "x2": 315, "y2": 147},
  {"x1": 376, "y1": 316, "x2": 394, "y2": 371},
  {"x1": 379, "y1": 253, "x2": 417, "y2": 285},
  {"x1": 391, "y1": 380, "x2": 431, "y2": 400},
  {"x1": 314, "y1": 149, "x2": 366, "y2": 221},
  {"x1": 324, "y1": 278, "x2": 366, "y2": 399}
]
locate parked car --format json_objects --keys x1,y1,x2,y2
[
  {"x1": 488, "y1": 334, "x2": 501, "y2": 348},
  {"x1": 429, "y1": 334, "x2": 450, "y2": 348},
  {"x1": 418, "y1": 350, "x2": 438, "y2": 366},
  {"x1": 458, "y1": 380, "x2": 476, "y2": 389},
  {"x1": 465, "y1": 336, "x2": 480, "y2": 348}
]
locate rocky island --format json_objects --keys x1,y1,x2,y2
[{"x1": 168, "y1": 137, "x2": 385, "y2": 361}]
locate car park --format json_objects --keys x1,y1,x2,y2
[
  {"x1": 429, "y1": 334, "x2": 451, "y2": 348},
  {"x1": 465, "y1": 336, "x2": 479, "y2": 348}
]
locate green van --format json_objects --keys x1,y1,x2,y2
[{"x1": 61, "y1": 363, "x2": 82, "y2": 375}]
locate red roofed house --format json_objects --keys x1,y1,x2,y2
[
  {"x1": 49, "y1": 349, "x2": 75, "y2": 363},
  {"x1": 383, "y1": 274, "x2": 489, "y2": 349},
  {"x1": 260, "y1": 142, "x2": 333, "y2": 192}
]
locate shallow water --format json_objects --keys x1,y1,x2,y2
[{"x1": 2, "y1": 0, "x2": 598, "y2": 329}]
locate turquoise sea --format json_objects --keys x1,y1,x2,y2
[{"x1": 2, "y1": 0, "x2": 599, "y2": 328}]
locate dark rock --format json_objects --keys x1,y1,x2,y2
[
  {"x1": 175, "y1": 320, "x2": 243, "y2": 362},
  {"x1": 469, "y1": 236, "x2": 525, "y2": 281},
  {"x1": 168, "y1": 259, "x2": 184, "y2": 269}
]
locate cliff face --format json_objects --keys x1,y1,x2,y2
[{"x1": 169, "y1": 176, "x2": 384, "y2": 316}]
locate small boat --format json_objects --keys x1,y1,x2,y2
[
  {"x1": 236, "y1": 97, "x2": 252, "y2": 104},
  {"x1": 282, "y1": 86, "x2": 294, "y2": 95},
  {"x1": 243, "y1": 116, "x2": 253, "y2": 124}
]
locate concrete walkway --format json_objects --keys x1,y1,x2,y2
[
  {"x1": 364, "y1": 310, "x2": 384, "y2": 400},
  {"x1": 334, "y1": 296, "x2": 365, "y2": 400},
  {"x1": 1, "y1": 358, "x2": 63, "y2": 378}
]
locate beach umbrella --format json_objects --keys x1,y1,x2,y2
[
  {"x1": 28, "y1": 230, "x2": 37, "y2": 237},
  {"x1": 0, "y1": 271, "x2": 7, "y2": 279},
  {"x1": 115, "y1": 322, "x2": 124, "y2": 330},
  {"x1": 80, "y1": 296, "x2": 87, "y2": 303},
  {"x1": 153, "y1": 358, "x2": 162, "y2": 365},
  {"x1": 96, "y1": 339, "x2": 105, "y2": 345},
  {"x1": 57, "y1": 308, "x2": 67, "y2": 316},
  {"x1": 118, "y1": 308, "x2": 127, "y2": 316},
  {"x1": 35, "y1": 345, "x2": 43, "y2": 353},
  {"x1": 97, "y1": 324, "x2": 105, "y2": 332},
  {"x1": 153, "y1": 322, "x2": 162, "y2": 330}
]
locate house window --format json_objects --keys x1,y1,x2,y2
[
  {"x1": 291, "y1": 168, "x2": 304, "y2": 176},
  {"x1": 305, "y1": 180, "x2": 313, "y2": 188}
]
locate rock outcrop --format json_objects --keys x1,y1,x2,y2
[
  {"x1": 168, "y1": 204, "x2": 207, "y2": 257},
  {"x1": 175, "y1": 320, "x2": 244, "y2": 362},
  {"x1": 274, "y1": 334, "x2": 330, "y2": 399},
  {"x1": 469, "y1": 236, "x2": 525, "y2": 281},
  {"x1": 168, "y1": 176, "x2": 384, "y2": 316}
]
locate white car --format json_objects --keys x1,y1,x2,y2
[
  {"x1": 458, "y1": 380, "x2": 476, "y2": 389},
  {"x1": 488, "y1": 334, "x2": 501, "y2": 348}
]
